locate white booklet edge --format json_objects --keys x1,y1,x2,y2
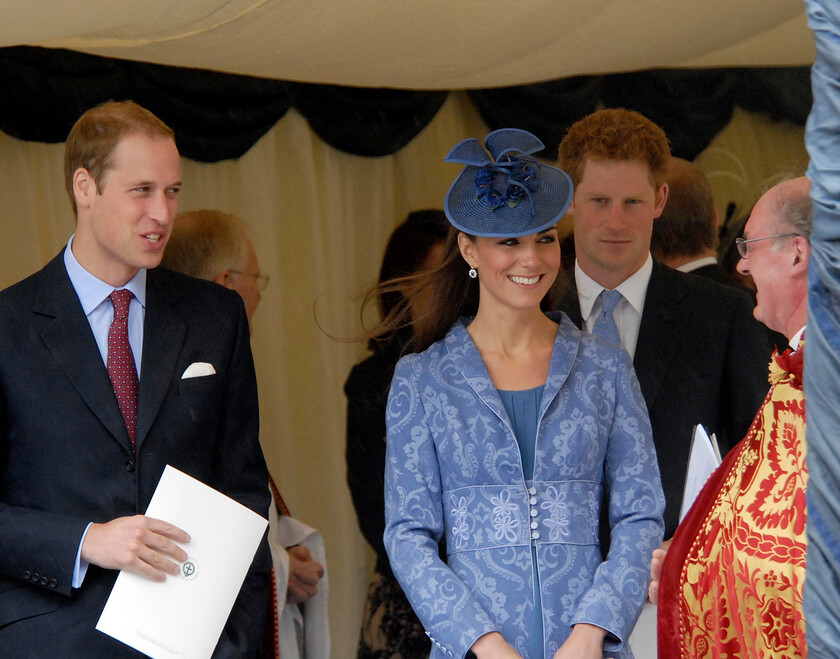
[
  {"x1": 96, "y1": 465, "x2": 268, "y2": 658},
  {"x1": 679, "y1": 424, "x2": 723, "y2": 523}
]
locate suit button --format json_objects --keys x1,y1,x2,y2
[
  {"x1": 48, "y1": 579, "x2": 57, "y2": 589},
  {"x1": 31, "y1": 572, "x2": 40, "y2": 582},
  {"x1": 39, "y1": 576, "x2": 48, "y2": 586},
  {"x1": 22, "y1": 570, "x2": 30, "y2": 580},
  {"x1": 125, "y1": 460, "x2": 135, "y2": 472}
]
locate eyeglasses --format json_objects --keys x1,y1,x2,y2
[
  {"x1": 229, "y1": 270, "x2": 270, "y2": 291},
  {"x1": 735, "y1": 233, "x2": 800, "y2": 259}
]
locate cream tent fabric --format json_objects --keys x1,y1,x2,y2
[{"x1": 0, "y1": 0, "x2": 814, "y2": 89}]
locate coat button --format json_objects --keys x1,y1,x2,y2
[
  {"x1": 31, "y1": 572, "x2": 40, "y2": 582},
  {"x1": 22, "y1": 570, "x2": 30, "y2": 580},
  {"x1": 39, "y1": 576, "x2": 48, "y2": 586},
  {"x1": 48, "y1": 579, "x2": 58, "y2": 589},
  {"x1": 125, "y1": 460, "x2": 135, "y2": 472}
]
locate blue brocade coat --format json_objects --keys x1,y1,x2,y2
[{"x1": 384, "y1": 313, "x2": 665, "y2": 659}]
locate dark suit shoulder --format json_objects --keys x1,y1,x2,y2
[
  {"x1": 650, "y1": 260, "x2": 754, "y2": 312},
  {"x1": 148, "y1": 267, "x2": 247, "y2": 327}
]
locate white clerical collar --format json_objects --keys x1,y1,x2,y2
[
  {"x1": 790, "y1": 326, "x2": 806, "y2": 350},
  {"x1": 575, "y1": 253, "x2": 653, "y2": 323}
]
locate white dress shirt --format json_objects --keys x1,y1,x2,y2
[{"x1": 575, "y1": 254, "x2": 653, "y2": 360}]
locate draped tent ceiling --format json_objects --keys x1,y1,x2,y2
[
  {"x1": 0, "y1": 0, "x2": 815, "y2": 164},
  {"x1": 0, "y1": 0, "x2": 814, "y2": 89}
]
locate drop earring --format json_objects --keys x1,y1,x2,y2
[{"x1": 468, "y1": 266, "x2": 478, "y2": 279}]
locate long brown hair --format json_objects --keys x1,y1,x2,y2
[{"x1": 368, "y1": 227, "x2": 566, "y2": 356}]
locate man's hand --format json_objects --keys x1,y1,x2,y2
[
  {"x1": 81, "y1": 515, "x2": 190, "y2": 581},
  {"x1": 648, "y1": 538, "x2": 672, "y2": 605},
  {"x1": 285, "y1": 545, "x2": 324, "y2": 604}
]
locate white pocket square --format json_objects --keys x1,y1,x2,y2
[{"x1": 181, "y1": 362, "x2": 216, "y2": 379}]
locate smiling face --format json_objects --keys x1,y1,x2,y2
[
  {"x1": 458, "y1": 228, "x2": 561, "y2": 314},
  {"x1": 569, "y1": 158, "x2": 668, "y2": 289},
  {"x1": 72, "y1": 132, "x2": 182, "y2": 287},
  {"x1": 736, "y1": 182, "x2": 809, "y2": 337}
]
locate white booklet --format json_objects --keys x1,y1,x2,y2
[
  {"x1": 679, "y1": 425, "x2": 723, "y2": 522},
  {"x1": 96, "y1": 465, "x2": 268, "y2": 658}
]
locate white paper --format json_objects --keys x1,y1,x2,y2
[
  {"x1": 679, "y1": 424, "x2": 723, "y2": 522},
  {"x1": 96, "y1": 465, "x2": 268, "y2": 658}
]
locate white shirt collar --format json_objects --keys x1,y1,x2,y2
[
  {"x1": 676, "y1": 256, "x2": 718, "y2": 273},
  {"x1": 575, "y1": 253, "x2": 653, "y2": 322}
]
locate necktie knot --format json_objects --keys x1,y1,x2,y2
[
  {"x1": 599, "y1": 288, "x2": 622, "y2": 315},
  {"x1": 109, "y1": 289, "x2": 133, "y2": 322}
]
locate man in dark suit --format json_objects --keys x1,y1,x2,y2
[
  {"x1": 557, "y1": 109, "x2": 772, "y2": 542},
  {"x1": 0, "y1": 101, "x2": 270, "y2": 656}
]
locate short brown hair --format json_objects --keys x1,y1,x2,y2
[
  {"x1": 64, "y1": 100, "x2": 175, "y2": 214},
  {"x1": 558, "y1": 108, "x2": 671, "y2": 189},
  {"x1": 651, "y1": 157, "x2": 717, "y2": 260}
]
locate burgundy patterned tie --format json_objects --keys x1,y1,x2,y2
[{"x1": 107, "y1": 289, "x2": 139, "y2": 450}]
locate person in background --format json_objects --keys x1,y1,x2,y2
[
  {"x1": 0, "y1": 101, "x2": 270, "y2": 655},
  {"x1": 162, "y1": 209, "x2": 328, "y2": 659},
  {"x1": 383, "y1": 129, "x2": 663, "y2": 658},
  {"x1": 345, "y1": 209, "x2": 448, "y2": 659},
  {"x1": 651, "y1": 176, "x2": 811, "y2": 658},
  {"x1": 651, "y1": 157, "x2": 787, "y2": 349}
]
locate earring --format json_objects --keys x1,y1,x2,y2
[{"x1": 468, "y1": 267, "x2": 478, "y2": 279}]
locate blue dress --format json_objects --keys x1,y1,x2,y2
[
  {"x1": 498, "y1": 386, "x2": 544, "y2": 658},
  {"x1": 384, "y1": 313, "x2": 664, "y2": 658}
]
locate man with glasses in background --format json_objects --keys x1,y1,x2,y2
[{"x1": 162, "y1": 209, "x2": 329, "y2": 659}]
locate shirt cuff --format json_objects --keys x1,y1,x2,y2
[{"x1": 72, "y1": 523, "x2": 92, "y2": 589}]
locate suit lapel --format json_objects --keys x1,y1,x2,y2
[
  {"x1": 136, "y1": 269, "x2": 186, "y2": 448},
  {"x1": 633, "y1": 261, "x2": 689, "y2": 409},
  {"x1": 35, "y1": 253, "x2": 133, "y2": 454}
]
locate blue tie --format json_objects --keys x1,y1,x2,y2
[{"x1": 593, "y1": 289, "x2": 622, "y2": 346}]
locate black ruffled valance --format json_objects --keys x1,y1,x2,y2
[{"x1": 0, "y1": 46, "x2": 811, "y2": 162}]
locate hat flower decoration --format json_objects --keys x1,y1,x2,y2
[{"x1": 444, "y1": 128, "x2": 574, "y2": 238}]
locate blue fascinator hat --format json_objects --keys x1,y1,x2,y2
[{"x1": 444, "y1": 128, "x2": 574, "y2": 238}]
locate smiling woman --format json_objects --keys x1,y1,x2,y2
[{"x1": 380, "y1": 129, "x2": 665, "y2": 659}]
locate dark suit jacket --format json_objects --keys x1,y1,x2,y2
[
  {"x1": 0, "y1": 252, "x2": 271, "y2": 657},
  {"x1": 559, "y1": 260, "x2": 772, "y2": 539},
  {"x1": 689, "y1": 263, "x2": 788, "y2": 352}
]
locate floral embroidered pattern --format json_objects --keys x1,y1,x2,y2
[
  {"x1": 673, "y1": 350, "x2": 808, "y2": 658},
  {"x1": 451, "y1": 495, "x2": 470, "y2": 549},
  {"x1": 489, "y1": 490, "x2": 519, "y2": 542},
  {"x1": 541, "y1": 485, "x2": 570, "y2": 541}
]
